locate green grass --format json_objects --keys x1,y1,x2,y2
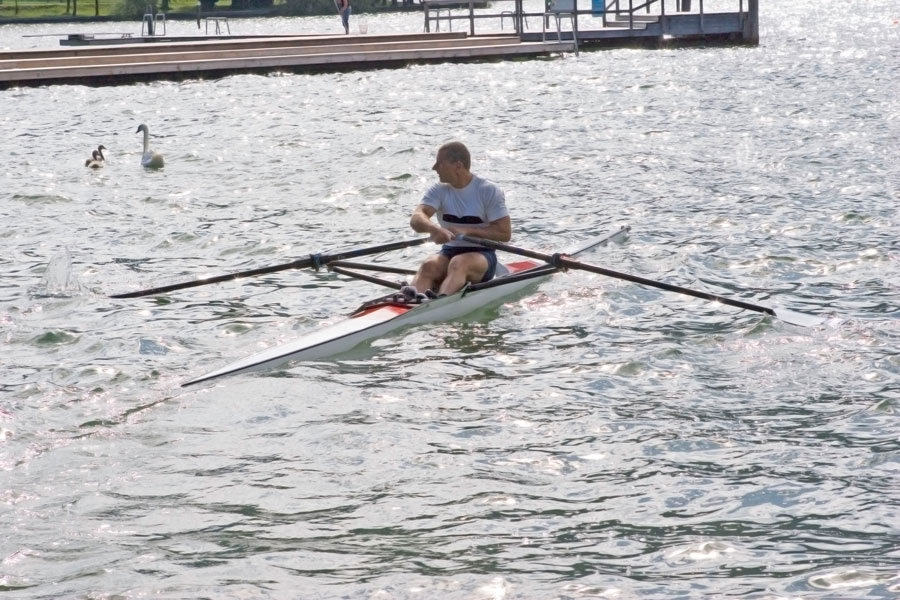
[
  {"x1": 0, "y1": 0, "x2": 391, "y2": 20},
  {"x1": 0, "y1": 0, "x2": 231, "y2": 18}
]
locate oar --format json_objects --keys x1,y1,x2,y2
[
  {"x1": 458, "y1": 235, "x2": 824, "y2": 327},
  {"x1": 110, "y1": 238, "x2": 428, "y2": 299}
]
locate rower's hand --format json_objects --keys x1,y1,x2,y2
[{"x1": 430, "y1": 227, "x2": 454, "y2": 245}]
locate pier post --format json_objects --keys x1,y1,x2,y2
[{"x1": 744, "y1": 0, "x2": 759, "y2": 44}]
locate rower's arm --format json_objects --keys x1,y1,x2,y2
[
  {"x1": 448, "y1": 215, "x2": 511, "y2": 243},
  {"x1": 410, "y1": 204, "x2": 437, "y2": 233},
  {"x1": 411, "y1": 204, "x2": 453, "y2": 244},
  {"x1": 411, "y1": 205, "x2": 512, "y2": 243}
]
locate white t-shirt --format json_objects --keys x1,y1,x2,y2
[{"x1": 421, "y1": 174, "x2": 509, "y2": 248}]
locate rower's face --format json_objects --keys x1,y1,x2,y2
[{"x1": 432, "y1": 151, "x2": 458, "y2": 183}]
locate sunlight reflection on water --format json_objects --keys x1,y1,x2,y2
[{"x1": 1, "y1": 1, "x2": 899, "y2": 597}]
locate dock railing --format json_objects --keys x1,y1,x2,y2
[
  {"x1": 424, "y1": 0, "x2": 528, "y2": 35},
  {"x1": 602, "y1": 0, "x2": 743, "y2": 31},
  {"x1": 422, "y1": 0, "x2": 757, "y2": 43}
]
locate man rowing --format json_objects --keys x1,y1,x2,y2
[{"x1": 401, "y1": 141, "x2": 511, "y2": 300}]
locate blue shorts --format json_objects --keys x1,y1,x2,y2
[{"x1": 439, "y1": 245, "x2": 498, "y2": 283}]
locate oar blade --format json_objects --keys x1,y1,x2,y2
[{"x1": 772, "y1": 307, "x2": 827, "y2": 328}]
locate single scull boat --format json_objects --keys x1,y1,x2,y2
[{"x1": 181, "y1": 225, "x2": 630, "y2": 387}]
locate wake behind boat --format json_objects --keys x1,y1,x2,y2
[{"x1": 180, "y1": 225, "x2": 631, "y2": 387}]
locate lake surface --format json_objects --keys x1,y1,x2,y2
[{"x1": 1, "y1": 1, "x2": 899, "y2": 598}]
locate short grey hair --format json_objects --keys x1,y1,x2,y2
[{"x1": 439, "y1": 141, "x2": 471, "y2": 170}]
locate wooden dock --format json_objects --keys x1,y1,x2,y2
[
  {"x1": 0, "y1": 32, "x2": 574, "y2": 88},
  {"x1": 0, "y1": 0, "x2": 757, "y2": 88}
]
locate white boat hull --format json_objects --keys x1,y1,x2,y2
[{"x1": 182, "y1": 226, "x2": 629, "y2": 386}]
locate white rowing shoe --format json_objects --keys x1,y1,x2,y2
[{"x1": 180, "y1": 226, "x2": 630, "y2": 387}]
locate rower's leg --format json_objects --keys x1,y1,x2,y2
[
  {"x1": 410, "y1": 254, "x2": 449, "y2": 293},
  {"x1": 438, "y1": 253, "x2": 489, "y2": 295}
]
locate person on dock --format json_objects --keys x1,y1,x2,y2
[
  {"x1": 337, "y1": 0, "x2": 351, "y2": 34},
  {"x1": 402, "y1": 141, "x2": 511, "y2": 300}
]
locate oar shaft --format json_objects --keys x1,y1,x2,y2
[
  {"x1": 458, "y1": 235, "x2": 776, "y2": 318},
  {"x1": 110, "y1": 258, "x2": 308, "y2": 298},
  {"x1": 327, "y1": 260, "x2": 417, "y2": 275},
  {"x1": 111, "y1": 237, "x2": 427, "y2": 299},
  {"x1": 329, "y1": 266, "x2": 404, "y2": 290}
]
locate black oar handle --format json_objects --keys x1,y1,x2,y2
[
  {"x1": 458, "y1": 235, "x2": 777, "y2": 318},
  {"x1": 111, "y1": 237, "x2": 428, "y2": 299}
]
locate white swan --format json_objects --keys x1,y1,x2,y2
[
  {"x1": 96, "y1": 144, "x2": 107, "y2": 162},
  {"x1": 136, "y1": 124, "x2": 165, "y2": 169},
  {"x1": 85, "y1": 150, "x2": 103, "y2": 169}
]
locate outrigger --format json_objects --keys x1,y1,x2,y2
[{"x1": 110, "y1": 223, "x2": 823, "y2": 388}]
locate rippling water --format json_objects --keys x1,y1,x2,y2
[{"x1": 2, "y1": 2, "x2": 899, "y2": 598}]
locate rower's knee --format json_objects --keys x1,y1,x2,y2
[
  {"x1": 447, "y1": 253, "x2": 488, "y2": 283},
  {"x1": 412, "y1": 255, "x2": 448, "y2": 289},
  {"x1": 421, "y1": 256, "x2": 447, "y2": 278}
]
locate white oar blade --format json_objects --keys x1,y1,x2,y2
[{"x1": 773, "y1": 307, "x2": 827, "y2": 328}]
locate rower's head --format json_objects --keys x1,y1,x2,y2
[{"x1": 433, "y1": 141, "x2": 472, "y2": 188}]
